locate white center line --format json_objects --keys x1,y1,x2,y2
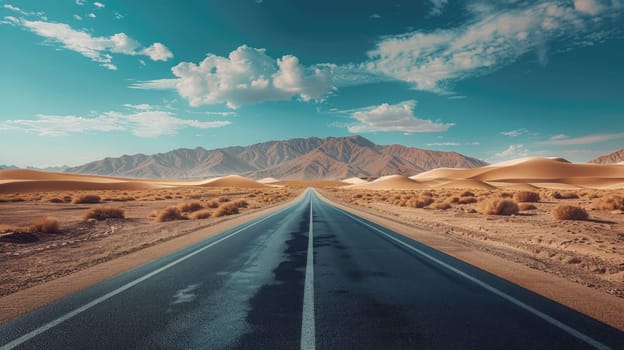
[
  {"x1": 0, "y1": 204, "x2": 293, "y2": 350},
  {"x1": 336, "y1": 208, "x2": 611, "y2": 350},
  {"x1": 300, "y1": 191, "x2": 316, "y2": 350}
]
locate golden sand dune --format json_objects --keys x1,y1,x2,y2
[
  {"x1": 0, "y1": 169, "x2": 268, "y2": 193},
  {"x1": 258, "y1": 177, "x2": 280, "y2": 184},
  {"x1": 342, "y1": 177, "x2": 368, "y2": 185},
  {"x1": 350, "y1": 157, "x2": 624, "y2": 190}
]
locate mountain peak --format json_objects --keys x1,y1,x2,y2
[{"x1": 589, "y1": 149, "x2": 624, "y2": 164}]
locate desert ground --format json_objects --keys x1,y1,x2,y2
[{"x1": 1, "y1": 157, "x2": 624, "y2": 324}]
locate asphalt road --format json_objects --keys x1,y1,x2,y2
[{"x1": 1, "y1": 189, "x2": 623, "y2": 349}]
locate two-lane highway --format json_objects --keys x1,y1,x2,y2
[{"x1": 1, "y1": 189, "x2": 623, "y2": 349}]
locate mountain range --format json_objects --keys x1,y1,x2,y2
[
  {"x1": 589, "y1": 149, "x2": 624, "y2": 165},
  {"x1": 65, "y1": 136, "x2": 488, "y2": 179}
]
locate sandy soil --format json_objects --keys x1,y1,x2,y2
[{"x1": 0, "y1": 186, "x2": 298, "y2": 298}]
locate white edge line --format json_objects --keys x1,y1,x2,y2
[
  {"x1": 1, "y1": 201, "x2": 296, "y2": 350},
  {"x1": 335, "y1": 207, "x2": 610, "y2": 350},
  {"x1": 300, "y1": 190, "x2": 316, "y2": 350}
]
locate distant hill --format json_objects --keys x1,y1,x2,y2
[
  {"x1": 0, "y1": 165, "x2": 16, "y2": 170},
  {"x1": 65, "y1": 135, "x2": 488, "y2": 179},
  {"x1": 589, "y1": 149, "x2": 624, "y2": 165}
]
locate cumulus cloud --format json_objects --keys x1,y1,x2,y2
[
  {"x1": 137, "y1": 45, "x2": 333, "y2": 108},
  {"x1": 346, "y1": 100, "x2": 454, "y2": 133},
  {"x1": 494, "y1": 144, "x2": 529, "y2": 159},
  {"x1": 4, "y1": 18, "x2": 173, "y2": 69},
  {"x1": 0, "y1": 110, "x2": 230, "y2": 137},
  {"x1": 365, "y1": 0, "x2": 622, "y2": 92},
  {"x1": 93, "y1": 2, "x2": 105, "y2": 8}
]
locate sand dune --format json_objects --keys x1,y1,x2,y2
[
  {"x1": 342, "y1": 177, "x2": 368, "y2": 185},
  {"x1": 354, "y1": 157, "x2": 624, "y2": 190},
  {"x1": 347, "y1": 175, "x2": 426, "y2": 190},
  {"x1": 258, "y1": 177, "x2": 280, "y2": 184},
  {"x1": 0, "y1": 169, "x2": 267, "y2": 193}
]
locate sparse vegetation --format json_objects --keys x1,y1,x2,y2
[
  {"x1": 176, "y1": 200, "x2": 204, "y2": 213},
  {"x1": 429, "y1": 201, "x2": 451, "y2": 210},
  {"x1": 212, "y1": 202, "x2": 240, "y2": 217},
  {"x1": 513, "y1": 191, "x2": 540, "y2": 203},
  {"x1": 519, "y1": 203, "x2": 537, "y2": 211},
  {"x1": 188, "y1": 209, "x2": 213, "y2": 220},
  {"x1": 552, "y1": 205, "x2": 588, "y2": 221},
  {"x1": 83, "y1": 206, "x2": 125, "y2": 221},
  {"x1": 29, "y1": 217, "x2": 60, "y2": 234},
  {"x1": 72, "y1": 194, "x2": 101, "y2": 204},
  {"x1": 592, "y1": 195, "x2": 624, "y2": 211},
  {"x1": 458, "y1": 196, "x2": 478, "y2": 204},
  {"x1": 479, "y1": 198, "x2": 519, "y2": 216},
  {"x1": 156, "y1": 206, "x2": 186, "y2": 222},
  {"x1": 552, "y1": 191, "x2": 579, "y2": 200}
]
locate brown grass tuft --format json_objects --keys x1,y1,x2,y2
[
  {"x1": 72, "y1": 194, "x2": 101, "y2": 204},
  {"x1": 460, "y1": 191, "x2": 475, "y2": 197},
  {"x1": 513, "y1": 191, "x2": 540, "y2": 203},
  {"x1": 156, "y1": 206, "x2": 186, "y2": 222},
  {"x1": 29, "y1": 217, "x2": 60, "y2": 234},
  {"x1": 47, "y1": 197, "x2": 64, "y2": 203},
  {"x1": 212, "y1": 202, "x2": 240, "y2": 217},
  {"x1": 552, "y1": 191, "x2": 579, "y2": 200},
  {"x1": 519, "y1": 203, "x2": 537, "y2": 211},
  {"x1": 176, "y1": 200, "x2": 204, "y2": 213},
  {"x1": 458, "y1": 196, "x2": 478, "y2": 204},
  {"x1": 592, "y1": 195, "x2": 624, "y2": 211},
  {"x1": 552, "y1": 205, "x2": 588, "y2": 221},
  {"x1": 83, "y1": 206, "x2": 125, "y2": 221},
  {"x1": 429, "y1": 201, "x2": 451, "y2": 210},
  {"x1": 479, "y1": 198, "x2": 519, "y2": 216},
  {"x1": 188, "y1": 209, "x2": 213, "y2": 220}
]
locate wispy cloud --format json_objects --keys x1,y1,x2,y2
[
  {"x1": 427, "y1": 141, "x2": 480, "y2": 147},
  {"x1": 344, "y1": 100, "x2": 453, "y2": 133},
  {"x1": 365, "y1": 0, "x2": 622, "y2": 92},
  {"x1": 501, "y1": 128, "x2": 528, "y2": 137},
  {"x1": 0, "y1": 110, "x2": 230, "y2": 137},
  {"x1": 539, "y1": 132, "x2": 624, "y2": 146},
  {"x1": 428, "y1": 0, "x2": 449, "y2": 16},
  {"x1": 135, "y1": 45, "x2": 333, "y2": 108},
  {"x1": 3, "y1": 17, "x2": 173, "y2": 70},
  {"x1": 370, "y1": 13, "x2": 381, "y2": 19},
  {"x1": 493, "y1": 144, "x2": 529, "y2": 160},
  {"x1": 93, "y1": 2, "x2": 105, "y2": 9},
  {"x1": 3, "y1": 4, "x2": 45, "y2": 18}
]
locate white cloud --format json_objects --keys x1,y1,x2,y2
[
  {"x1": 113, "y1": 11, "x2": 124, "y2": 20},
  {"x1": 0, "y1": 110, "x2": 230, "y2": 137},
  {"x1": 494, "y1": 144, "x2": 529, "y2": 159},
  {"x1": 429, "y1": 0, "x2": 449, "y2": 16},
  {"x1": 141, "y1": 42, "x2": 173, "y2": 61},
  {"x1": 76, "y1": 0, "x2": 86, "y2": 5},
  {"x1": 123, "y1": 103, "x2": 153, "y2": 111},
  {"x1": 539, "y1": 132, "x2": 624, "y2": 146},
  {"x1": 427, "y1": 142, "x2": 460, "y2": 146},
  {"x1": 6, "y1": 18, "x2": 173, "y2": 69},
  {"x1": 365, "y1": 0, "x2": 621, "y2": 92},
  {"x1": 573, "y1": 0, "x2": 603, "y2": 15},
  {"x1": 370, "y1": 13, "x2": 381, "y2": 19},
  {"x1": 73, "y1": 14, "x2": 82, "y2": 21},
  {"x1": 346, "y1": 100, "x2": 454, "y2": 133},
  {"x1": 138, "y1": 45, "x2": 334, "y2": 108},
  {"x1": 93, "y1": 2, "x2": 105, "y2": 9},
  {"x1": 88, "y1": 13, "x2": 96, "y2": 18},
  {"x1": 501, "y1": 128, "x2": 528, "y2": 137},
  {"x1": 3, "y1": 4, "x2": 45, "y2": 17}
]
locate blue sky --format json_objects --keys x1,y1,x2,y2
[{"x1": 0, "y1": 0, "x2": 623, "y2": 167}]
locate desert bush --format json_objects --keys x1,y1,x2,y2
[
  {"x1": 407, "y1": 195, "x2": 434, "y2": 208},
  {"x1": 48, "y1": 197, "x2": 64, "y2": 203},
  {"x1": 519, "y1": 203, "x2": 537, "y2": 211},
  {"x1": 552, "y1": 191, "x2": 579, "y2": 200},
  {"x1": 513, "y1": 191, "x2": 540, "y2": 203},
  {"x1": 552, "y1": 205, "x2": 588, "y2": 221},
  {"x1": 83, "y1": 206, "x2": 125, "y2": 221},
  {"x1": 479, "y1": 198, "x2": 519, "y2": 216},
  {"x1": 460, "y1": 191, "x2": 475, "y2": 197},
  {"x1": 156, "y1": 206, "x2": 186, "y2": 222},
  {"x1": 188, "y1": 209, "x2": 213, "y2": 220},
  {"x1": 212, "y1": 202, "x2": 240, "y2": 217},
  {"x1": 234, "y1": 200, "x2": 249, "y2": 208},
  {"x1": 458, "y1": 196, "x2": 478, "y2": 204},
  {"x1": 592, "y1": 195, "x2": 624, "y2": 211},
  {"x1": 29, "y1": 217, "x2": 60, "y2": 234},
  {"x1": 429, "y1": 201, "x2": 451, "y2": 210},
  {"x1": 72, "y1": 194, "x2": 101, "y2": 204},
  {"x1": 177, "y1": 200, "x2": 204, "y2": 213},
  {"x1": 500, "y1": 192, "x2": 513, "y2": 198},
  {"x1": 218, "y1": 196, "x2": 230, "y2": 203}
]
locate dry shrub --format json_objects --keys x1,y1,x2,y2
[
  {"x1": 479, "y1": 198, "x2": 519, "y2": 216},
  {"x1": 458, "y1": 196, "x2": 478, "y2": 204},
  {"x1": 429, "y1": 201, "x2": 451, "y2": 210},
  {"x1": 218, "y1": 196, "x2": 230, "y2": 203},
  {"x1": 552, "y1": 205, "x2": 588, "y2": 221},
  {"x1": 592, "y1": 195, "x2": 624, "y2": 211},
  {"x1": 83, "y1": 206, "x2": 125, "y2": 221},
  {"x1": 177, "y1": 200, "x2": 204, "y2": 213},
  {"x1": 460, "y1": 191, "x2": 475, "y2": 197},
  {"x1": 205, "y1": 200, "x2": 220, "y2": 208},
  {"x1": 48, "y1": 197, "x2": 64, "y2": 203},
  {"x1": 212, "y1": 202, "x2": 240, "y2": 217},
  {"x1": 519, "y1": 203, "x2": 537, "y2": 211},
  {"x1": 552, "y1": 191, "x2": 579, "y2": 200},
  {"x1": 72, "y1": 194, "x2": 101, "y2": 204},
  {"x1": 513, "y1": 191, "x2": 540, "y2": 203},
  {"x1": 189, "y1": 209, "x2": 213, "y2": 220},
  {"x1": 29, "y1": 217, "x2": 60, "y2": 234},
  {"x1": 407, "y1": 195, "x2": 434, "y2": 208},
  {"x1": 156, "y1": 206, "x2": 186, "y2": 222}
]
